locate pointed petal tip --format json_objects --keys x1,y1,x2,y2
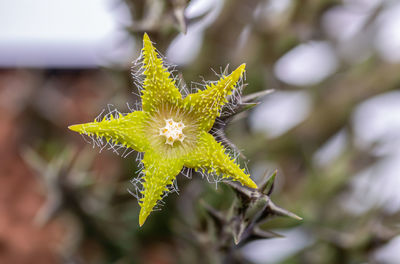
[
  {"x1": 237, "y1": 63, "x2": 246, "y2": 72},
  {"x1": 143, "y1": 33, "x2": 153, "y2": 49},
  {"x1": 68, "y1": 124, "x2": 81, "y2": 133},
  {"x1": 247, "y1": 180, "x2": 258, "y2": 189},
  {"x1": 232, "y1": 63, "x2": 246, "y2": 77},
  {"x1": 139, "y1": 209, "x2": 149, "y2": 227}
]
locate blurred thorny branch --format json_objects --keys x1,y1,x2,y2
[
  {"x1": 23, "y1": 144, "x2": 301, "y2": 263},
  {"x1": 107, "y1": 0, "x2": 400, "y2": 262},
  {"x1": 12, "y1": 0, "x2": 400, "y2": 263},
  {"x1": 21, "y1": 65, "x2": 302, "y2": 262}
]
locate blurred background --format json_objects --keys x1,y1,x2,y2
[{"x1": 1, "y1": 0, "x2": 400, "y2": 263}]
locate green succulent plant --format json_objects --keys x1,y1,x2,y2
[{"x1": 69, "y1": 33, "x2": 257, "y2": 226}]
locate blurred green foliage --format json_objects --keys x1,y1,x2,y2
[{"x1": 7, "y1": 0, "x2": 400, "y2": 263}]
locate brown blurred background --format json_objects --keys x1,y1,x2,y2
[{"x1": 1, "y1": 0, "x2": 400, "y2": 263}]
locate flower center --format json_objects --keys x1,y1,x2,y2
[{"x1": 159, "y1": 118, "x2": 185, "y2": 145}]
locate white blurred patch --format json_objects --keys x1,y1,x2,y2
[
  {"x1": 353, "y1": 91, "x2": 400, "y2": 155},
  {"x1": 241, "y1": 228, "x2": 314, "y2": 264},
  {"x1": 343, "y1": 0, "x2": 383, "y2": 12},
  {"x1": 264, "y1": 0, "x2": 292, "y2": 16},
  {"x1": 184, "y1": 0, "x2": 216, "y2": 19},
  {"x1": 166, "y1": 31, "x2": 204, "y2": 66},
  {"x1": 373, "y1": 235, "x2": 400, "y2": 264},
  {"x1": 274, "y1": 41, "x2": 338, "y2": 86},
  {"x1": 166, "y1": 0, "x2": 224, "y2": 66},
  {"x1": 0, "y1": 0, "x2": 133, "y2": 67},
  {"x1": 322, "y1": 1, "x2": 384, "y2": 64},
  {"x1": 344, "y1": 153, "x2": 400, "y2": 214},
  {"x1": 255, "y1": 0, "x2": 292, "y2": 29},
  {"x1": 374, "y1": 2, "x2": 400, "y2": 63},
  {"x1": 313, "y1": 130, "x2": 348, "y2": 167},
  {"x1": 235, "y1": 25, "x2": 252, "y2": 56},
  {"x1": 344, "y1": 91, "x2": 400, "y2": 214},
  {"x1": 250, "y1": 91, "x2": 312, "y2": 138},
  {"x1": 322, "y1": 6, "x2": 367, "y2": 42}
]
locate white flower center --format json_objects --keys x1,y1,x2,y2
[{"x1": 159, "y1": 118, "x2": 185, "y2": 145}]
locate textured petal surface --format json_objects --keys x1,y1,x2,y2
[
  {"x1": 69, "y1": 111, "x2": 150, "y2": 152},
  {"x1": 141, "y1": 33, "x2": 183, "y2": 112},
  {"x1": 184, "y1": 132, "x2": 257, "y2": 189},
  {"x1": 69, "y1": 34, "x2": 255, "y2": 227},
  {"x1": 139, "y1": 151, "x2": 184, "y2": 226},
  {"x1": 183, "y1": 64, "x2": 246, "y2": 132}
]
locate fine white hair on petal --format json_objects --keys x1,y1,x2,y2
[
  {"x1": 128, "y1": 48, "x2": 250, "y2": 208},
  {"x1": 128, "y1": 171, "x2": 181, "y2": 210},
  {"x1": 81, "y1": 105, "x2": 136, "y2": 158},
  {"x1": 130, "y1": 47, "x2": 183, "y2": 107}
]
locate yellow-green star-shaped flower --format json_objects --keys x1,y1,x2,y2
[{"x1": 69, "y1": 33, "x2": 258, "y2": 226}]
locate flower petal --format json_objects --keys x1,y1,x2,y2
[
  {"x1": 138, "y1": 151, "x2": 184, "y2": 226},
  {"x1": 184, "y1": 131, "x2": 257, "y2": 189},
  {"x1": 183, "y1": 64, "x2": 245, "y2": 132},
  {"x1": 141, "y1": 33, "x2": 183, "y2": 112},
  {"x1": 68, "y1": 111, "x2": 150, "y2": 152}
]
